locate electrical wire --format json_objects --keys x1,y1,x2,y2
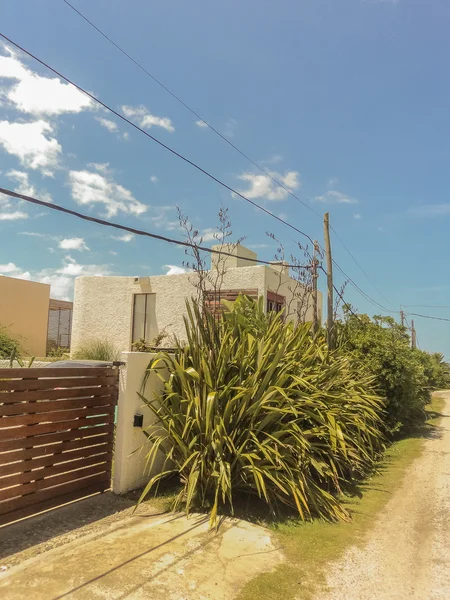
[
  {"x1": 330, "y1": 261, "x2": 399, "y2": 314},
  {"x1": 0, "y1": 32, "x2": 316, "y2": 246},
  {"x1": 61, "y1": 0, "x2": 400, "y2": 313},
  {"x1": 402, "y1": 304, "x2": 450, "y2": 309},
  {"x1": 0, "y1": 187, "x2": 313, "y2": 269},
  {"x1": 61, "y1": 0, "x2": 321, "y2": 219},
  {"x1": 329, "y1": 224, "x2": 394, "y2": 309},
  {"x1": 408, "y1": 313, "x2": 450, "y2": 323}
]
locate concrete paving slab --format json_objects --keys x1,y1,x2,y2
[{"x1": 0, "y1": 511, "x2": 283, "y2": 600}]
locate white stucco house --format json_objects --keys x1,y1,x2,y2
[{"x1": 70, "y1": 244, "x2": 322, "y2": 354}]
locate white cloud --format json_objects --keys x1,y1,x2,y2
[
  {"x1": 112, "y1": 233, "x2": 134, "y2": 242},
  {"x1": 58, "y1": 237, "x2": 90, "y2": 251},
  {"x1": 121, "y1": 105, "x2": 174, "y2": 132},
  {"x1": 7, "y1": 169, "x2": 52, "y2": 203},
  {"x1": 328, "y1": 177, "x2": 339, "y2": 188},
  {"x1": 224, "y1": 118, "x2": 237, "y2": 138},
  {"x1": 236, "y1": 170, "x2": 301, "y2": 201},
  {"x1": 37, "y1": 274, "x2": 73, "y2": 300},
  {"x1": 109, "y1": 250, "x2": 118, "y2": 256},
  {"x1": 0, "y1": 210, "x2": 28, "y2": 220},
  {"x1": 164, "y1": 264, "x2": 188, "y2": 275},
  {"x1": 150, "y1": 175, "x2": 158, "y2": 183},
  {"x1": 18, "y1": 231, "x2": 47, "y2": 237},
  {"x1": 150, "y1": 206, "x2": 179, "y2": 231},
  {"x1": 195, "y1": 120, "x2": 208, "y2": 128},
  {"x1": 0, "y1": 256, "x2": 112, "y2": 300},
  {"x1": 0, "y1": 51, "x2": 94, "y2": 116},
  {"x1": 315, "y1": 190, "x2": 358, "y2": 204},
  {"x1": 96, "y1": 117, "x2": 118, "y2": 132},
  {"x1": 410, "y1": 204, "x2": 450, "y2": 217},
  {"x1": 87, "y1": 162, "x2": 111, "y2": 175},
  {"x1": 0, "y1": 120, "x2": 61, "y2": 176},
  {"x1": 353, "y1": 213, "x2": 362, "y2": 220},
  {"x1": 0, "y1": 262, "x2": 30, "y2": 279},
  {"x1": 69, "y1": 169, "x2": 147, "y2": 217},
  {"x1": 201, "y1": 228, "x2": 218, "y2": 243}
]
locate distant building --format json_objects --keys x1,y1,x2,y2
[
  {"x1": 71, "y1": 244, "x2": 322, "y2": 355},
  {"x1": 0, "y1": 275, "x2": 73, "y2": 356}
]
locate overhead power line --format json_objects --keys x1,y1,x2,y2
[
  {"x1": 329, "y1": 225, "x2": 394, "y2": 309},
  {"x1": 0, "y1": 32, "x2": 316, "y2": 246},
  {"x1": 402, "y1": 304, "x2": 450, "y2": 309},
  {"x1": 408, "y1": 312, "x2": 450, "y2": 323},
  {"x1": 61, "y1": 1, "x2": 398, "y2": 313},
  {"x1": 0, "y1": 187, "x2": 313, "y2": 269},
  {"x1": 61, "y1": 0, "x2": 320, "y2": 219},
  {"x1": 330, "y1": 261, "x2": 399, "y2": 315}
]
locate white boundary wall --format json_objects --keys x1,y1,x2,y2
[{"x1": 113, "y1": 351, "x2": 167, "y2": 494}]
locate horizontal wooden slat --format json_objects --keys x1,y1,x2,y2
[
  {"x1": 0, "y1": 394, "x2": 116, "y2": 416},
  {"x1": 0, "y1": 472, "x2": 111, "y2": 518},
  {"x1": 0, "y1": 480, "x2": 110, "y2": 527},
  {"x1": 0, "y1": 414, "x2": 115, "y2": 442},
  {"x1": 0, "y1": 423, "x2": 114, "y2": 453},
  {"x1": 0, "y1": 405, "x2": 115, "y2": 429},
  {"x1": 0, "y1": 464, "x2": 109, "y2": 502},
  {"x1": 0, "y1": 367, "x2": 116, "y2": 379},
  {"x1": 0, "y1": 443, "x2": 114, "y2": 477},
  {"x1": 0, "y1": 453, "x2": 113, "y2": 490},
  {"x1": 0, "y1": 433, "x2": 112, "y2": 463},
  {"x1": 0, "y1": 385, "x2": 117, "y2": 405},
  {"x1": 0, "y1": 375, "x2": 117, "y2": 392}
]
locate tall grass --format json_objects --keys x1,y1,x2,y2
[
  {"x1": 72, "y1": 338, "x2": 120, "y2": 361},
  {"x1": 138, "y1": 296, "x2": 385, "y2": 525}
]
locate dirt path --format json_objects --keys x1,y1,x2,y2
[{"x1": 320, "y1": 391, "x2": 450, "y2": 600}]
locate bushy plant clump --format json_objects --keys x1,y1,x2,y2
[{"x1": 138, "y1": 297, "x2": 385, "y2": 525}]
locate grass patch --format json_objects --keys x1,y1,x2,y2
[{"x1": 237, "y1": 393, "x2": 446, "y2": 600}]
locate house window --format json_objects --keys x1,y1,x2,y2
[
  {"x1": 204, "y1": 289, "x2": 258, "y2": 317},
  {"x1": 132, "y1": 294, "x2": 154, "y2": 342},
  {"x1": 267, "y1": 291, "x2": 285, "y2": 313}
]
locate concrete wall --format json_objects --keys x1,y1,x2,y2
[
  {"x1": 0, "y1": 275, "x2": 50, "y2": 356},
  {"x1": 71, "y1": 260, "x2": 323, "y2": 356},
  {"x1": 71, "y1": 265, "x2": 267, "y2": 355},
  {"x1": 264, "y1": 267, "x2": 323, "y2": 324},
  {"x1": 113, "y1": 351, "x2": 168, "y2": 494}
]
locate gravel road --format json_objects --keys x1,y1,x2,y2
[{"x1": 321, "y1": 391, "x2": 450, "y2": 600}]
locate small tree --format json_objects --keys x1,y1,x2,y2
[{"x1": 178, "y1": 204, "x2": 244, "y2": 314}]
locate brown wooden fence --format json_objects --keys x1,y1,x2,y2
[{"x1": 0, "y1": 367, "x2": 118, "y2": 526}]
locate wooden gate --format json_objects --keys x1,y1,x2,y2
[{"x1": 0, "y1": 366, "x2": 118, "y2": 526}]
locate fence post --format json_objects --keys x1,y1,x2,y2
[{"x1": 113, "y1": 352, "x2": 167, "y2": 494}]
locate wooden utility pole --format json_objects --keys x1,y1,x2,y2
[
  {"x1": 400, "y1": 309, "x2": 405, "y2": 327},
  {"x1": 323, "y1": 212, "x2": 334, "y2": 348},
  {"x1": 411, "y1": 319, "x2": 417, "y2": 349},
  {"x1": 312, "y1": 240, "x2": 320, "y2": 334}
]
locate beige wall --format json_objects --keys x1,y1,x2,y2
[
  {"x1": 71, "y1": 263, "x2": 322, "y2": 355},
  {"x1": 71, "y1": 266, "x2": 267, "y2": 354},
  {"x1": 113, "y1": 352, "x2": 167, "y2": 494},
  {"x1": 264, "y1": 267, "x2": 323, "y2": 324},
  {"x1": 0, "y1": 276, "x2": 50, "y2": 356}
]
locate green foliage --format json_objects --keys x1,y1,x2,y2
[
  {"x1": 46, "y1": 342, "x2": 69, "y2": 358},
  {"x1": 131, "y1": 338, "x2": 152, "y2": 353},
  {"x1": 0, "y1": 326, "x2": 22, "y2": 359},
  {"x1": 138, "y1": 296, "x2": 384, "y2": 526},
  {"x1": 337, "y1": 312, "x2": 446, "y2": 434},
  {"x1": 72, "y1": 338, "x2": 120, "y2": 361},
  {"x1": 8, "y1": 347, "x2": 35, "y2": 368},
  {"x1": 131, "y1": 329, "x2": 171, "y2": 353}
]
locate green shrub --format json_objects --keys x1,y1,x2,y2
[
  {"x1": 72, "y1": 339, "x2": 120, "y2": 361},
  {"x1": 0, "y1": 326, "x2": 22, "y2": 359},
  {"x1": 337, "y1": 312, "x2": 436, "y2": 434},
  {"x1": 138, "y1": 296, "x2": 384, "y2": 525}
]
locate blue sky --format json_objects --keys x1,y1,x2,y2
[{"x1": 1, "y1": 0, "x2": 450, "y2": 355}]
